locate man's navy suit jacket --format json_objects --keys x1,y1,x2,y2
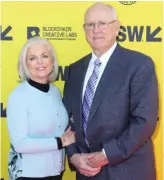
[{"x1": 63, "y1": 44, "x2": 158, "y2": 180}]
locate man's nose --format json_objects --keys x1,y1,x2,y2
[{"x1": 93, "y1": 24, "x2": 101, "y2": 33}]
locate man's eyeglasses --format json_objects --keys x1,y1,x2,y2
[{"x1": 83, "y1": 20, "x2": 117, "y2": 30}]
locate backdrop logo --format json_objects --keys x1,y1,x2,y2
[
  {"x1": 27, "y1": 26, "x2": 77, "y2": 40},
  {"x1": 0, "y1": 25, "x2": 13, "y2": 41},
  {"x1": 119, "y1": 1, "x2": 136, "y2": 5},
  {"x1": 117, "y1": 26, "x2": 162, "y2": 42},
  {"x1": 27, "y1": 27, "x2": 40, "y2": 39},
  {"x1": 1, "y1": 103, "x2": 6, "y2": 117}
]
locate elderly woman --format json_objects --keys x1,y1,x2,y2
[{"x1": 7, "y1": 36, "x2": 75, "y2": 180}]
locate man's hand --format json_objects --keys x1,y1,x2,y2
[
  {"x1": 70, "y1": 153, "x2": 101, "y2": 177},
  {"x1": 86, "y1": 151, "x2": 109, "y2": 168}
]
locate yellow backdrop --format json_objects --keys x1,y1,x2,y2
[{"x1": 1, "y1": 1, "x2": 163, "y2": 180}]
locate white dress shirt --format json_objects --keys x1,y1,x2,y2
[{"x1": 82, "y1": 42, "x2": 117, "y2": 98}]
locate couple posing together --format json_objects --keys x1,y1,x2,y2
[{"x1": 7, "y1": 2, "x2": 158, "y2": 180}]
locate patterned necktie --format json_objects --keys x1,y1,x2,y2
[{"x1": 82, "y1": 58, "x2": 101, "y2": 145}]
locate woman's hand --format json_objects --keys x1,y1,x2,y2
[{"x1": 61, "y1": 126, "x2": 75, "y2": 147}]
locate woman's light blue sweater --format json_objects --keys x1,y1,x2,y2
[{"x1": 7, "y1": 81, "x2": 68, "y2": 179}]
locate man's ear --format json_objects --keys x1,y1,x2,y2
[{"x1": 115, "y1": 20, "x2": 121, "y2": 36}]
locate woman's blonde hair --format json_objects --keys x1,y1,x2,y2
[{"x1": 18, "y1": 36, "x2": 58, "y2": 82}]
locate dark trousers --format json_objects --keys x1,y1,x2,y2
[{"x1": 17, "y1": 172, "x2": 63, "y2": 180}]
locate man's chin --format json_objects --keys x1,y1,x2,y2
[{"x1": 92, "y1": 46, "x2": 107, "y2": 53}]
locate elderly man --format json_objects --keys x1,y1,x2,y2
[{"x1": 63, "y1": 2, "x2": 158, "y2": 180}]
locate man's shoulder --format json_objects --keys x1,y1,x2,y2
[
  {"x1": 118, "y1": 45, "x2": 154, "y2": 66},
  {"x1": 69, "y1": 53, "x2": 91, "y2": 68}
]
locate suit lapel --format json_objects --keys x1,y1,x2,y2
[{"x1": 87, "y1": 45, "x2": 122, "y2": 125}]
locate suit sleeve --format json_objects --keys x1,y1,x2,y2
[
  {"x1": 103, "y1": 57, "x2": 159, "y2": 166},
  {"x1": 63, "y1": 66, "x2": 79, "y2": 161},
  {"x1": 7, "y1": 92, "x2": 59, "y2": 154}
]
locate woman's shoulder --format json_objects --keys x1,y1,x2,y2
[
  {"x1": 8, "y1": 81, "x2": 27, "y2": 101},
  {"x1": 50, "y1": 84, "x2": 62, "y2": 97}
]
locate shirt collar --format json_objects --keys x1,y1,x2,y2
[{"x1": 90, "y1": 42, "x2": 117, "y2": 67}]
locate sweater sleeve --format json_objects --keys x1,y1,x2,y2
[{"x1": 7, "y1": 91, "x2": 59, "y2": 154}]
